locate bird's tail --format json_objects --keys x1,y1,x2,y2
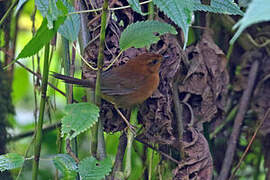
[{"x1": 52, "y1": 73, "x2": 94, "y2": 88}]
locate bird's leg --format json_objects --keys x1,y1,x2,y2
[{"x1": 114, "y1": 106, "x2": 137, "y2": 135}]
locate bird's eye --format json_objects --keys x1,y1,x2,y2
[{"x1": 149, "y1": 59, "x2": 159, "y2": 65}]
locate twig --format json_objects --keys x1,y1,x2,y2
[
  {"x1": 102, "y1": 50, "x2": 123, "y2": 71},
  {"x1": 0, "y1": 0, "x2": 19, "y2": 27},
  {"x1": 15, "y1": 137, "x2": 34, "y2": 180},
  {"x1": 229, "y1": 108, "x2": 270, "y2": 180},
  {"x1": 114, "y1": 106, "x2": 136, "y2": 135},
  {"x1": 15, "y1": 61, "x2": 78, "y2": 102},
  {"x1": 68, "y1": 0, "x2": 152, "y2": 15},
  {"x1": 72, "y1": 43, "x2": 97, "y2": 71},
  {"x1": 217, "y1": 60, "x2": 259, "y2": 180},
  {"x1": 7, "y1": 122, "x2": 61, "y2": 142},
  {"x1": 66, "y1": 139, "x2": 80, "y2": 163},
  {"x1": 210, "y1": 106, "x2": 238, "y2": 139},
  {"x1": 124, "y1": 107, "x2": 138, "y2": 179},
  {"x1": 247, "y1": 34, "x2": 270, "y2": 48}
]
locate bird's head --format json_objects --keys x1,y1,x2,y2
[{"x1": 130, "y1": 53, "x2": 163, "y2": 74}]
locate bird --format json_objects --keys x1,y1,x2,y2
[
  {"x1": 53, "y1": 53, "x2": 163, "y2": 133},
  {"x1": 53, "y1": 53, "x2": 163, "y2": 107}
]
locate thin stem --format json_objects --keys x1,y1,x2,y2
[
  {"x1": 102, "y1": 50, "x2": 123, "y2": 71},
  {"x1": 8, "y1": 122, "x2": 61, "y2": 142},
  {"x1": 77, "y1": 1, "x2": 97, "y2": 157},
  {"x1": 68, "y1": 0, "x2": 152, "y2": 15},
  {"x1": 148, "y1": 1, "x2": 154, "y2": 20},
  {"x1": 218, "y1": 60, "x2": 259, "y2": 180},
  {"x1": 229, "y1": 108, "x2": 270, "y2": 180},
  {"x1": 210, "y1": 106, "x2": 238, "y2": 139},
  {"x1": 15, "y1": 61, "x2": 73, "y2": 101},
  {"x1": 72, "y1": 43, "x2": 98, "y2": 71},
  {"x1": 115, "y1": 107, "x2": 136, "y2": 135},
  {"x1": 62, "y1": 38, "x2": 79, "y2": 179},
  {"x1": 124, "y1": 107, "x2": 138, "y2": 179},
  {"x1": 226, "y1": 43, "x2": 234, "y2": 63},
  {"x1": 0, "y1": 0, "x2": 19, "y2": 27},
  {"x1": 32, "y1": 43, "x2": 50, "y2": 180},
  {"x1": 148, "y1": 148, "x2": 154, "y2": 180},
  {"x1": 110, "y1": 133, "x2": 127, "y2": 180},
  {"x1": 172, "y1": 73, "x2": 185, "y2": 159},
  {"x1": 95, "y1": 0, "x2": 109, "y2": 160},
  {"x1": 62, "y1": 38, "x2": 73, "y2": 103},
  {"x1": 16, "y1": 137, "x2": 35, "y2": 180}
]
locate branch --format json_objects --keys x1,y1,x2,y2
[
  {"x1": 32, "y1": 43, "x2": 50, "y2": 180},
  {"x1": 95, "y1": 0, "x2": 108, "y2": 160},
  {"x1": 7, "y1": 122, "x2": 61, "y2": 142},
  {"x1": 229, "y1": 108, "x2": 270, "y2": 180},
  {"x1": 218, "y1": 60, "x2": 259, "y2": 180}
]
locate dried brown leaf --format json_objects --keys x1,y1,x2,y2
[{"x1": 173, "y1": 128, "x2": 213, "y2": 180}]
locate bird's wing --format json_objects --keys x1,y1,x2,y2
[{"x1": 101, "y1": 68, "x2": 147, "y2": 96}]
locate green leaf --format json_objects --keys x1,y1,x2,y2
[
  {"x1": 230, "y1": 0, "x2": 270, "y2": 44},
  {"x1": 36, "y1": 0, "x2": 80, "y2": 41},
  {"x1": 0, "y1": 153, "x2": 24, "y2": 172},
  {"x1": 61, "y1": 103, "x2": 100, "y2": 140},
  {"x1": 153, "y1": 0, "x2": 192, "y2": 49},
  {"x1": 209, "y1": 0, "x2": 244, "y2": 15},
  {"x1": 119, "y1": 20, "x2": 177, "y2": 51},
  {"x1": 127, "y1": 0, "x2": 147, "y2": 16},
  {"x1": 78, "y1": 157, "x2": 112, "y2": 180},
  {"x1": 36, "y1": 0, "x2": 63, "y2": 29},
  {"x1": 153, "y1": 0, "x2": 243, "y2": 49},
  {"x1": 57, "y1": 0, "x2": 81, "y2": 41},
  {"x1": 53, "y1": 154, "x2": 77, "y2": 180},
  {"x1": 16, "y1": 17, "x2": 65, "y2": 60},
  {"x1": 192, "y1": 0, "x2": 243, "y2": 15}
]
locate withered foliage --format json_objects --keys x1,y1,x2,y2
[
  {"x1": 173, "y1": 128, "x2": 213, "y2": 180},
  {"x1": 79, "y1": 0, "x2": 261, "y2": 179}
]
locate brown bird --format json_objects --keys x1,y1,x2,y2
[{"x1": 53, "y1": 53, "x2": 163, "y2": 107}]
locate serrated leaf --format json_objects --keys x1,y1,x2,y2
[
  {"x1": 192, "y1": 0, "x2": 243, "y2": 15},
  {"x1": 15, "y1": 0, "x2": 28, "y2": 14},
  {"x1": 153, "y1": 0, "x2": 243, "y2": 49},
  {"x1": 36, "y1": 0, "x2": 80, "y2": 41},
  {"x1": 57, "y1": 0, "x2": 81, "y2": 41},
  {"x1": 210, "y1": 0, "x2": 244, "y2": 15},
  {"x1": 61, "y1": 103, "x2": 99, "y2": 140},
  {"x1": 230, "y1": 0, "x2": 270, "y2": 44},
  {"x1": 119, "y1": 20, "x2": 177, "y2": 51},
  {"x1": 0, "y1": 153, "x2": 24, "y2": 172},
  {"x1": 36, "y1": 0, "x2": 63, "y2": 29},
  {"x1": 153, "y1": 0, "x2": 192, "y2": 49},
  {"x1": 127, "y1": 0, "x2": 147, "y2": 16},
  {"x1": 16, "y1": 17, "x2": 65, "y2": 60},
  {"x1": 78, "y1": 157, "x2": 112, "y2": 180},
  {"x1": 53, "y1": 154, "x2": 77, "y2": 180}
]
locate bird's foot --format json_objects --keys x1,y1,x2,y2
[{"x1": 124, "y1": 122, "x2": 137, "y2": 136}]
